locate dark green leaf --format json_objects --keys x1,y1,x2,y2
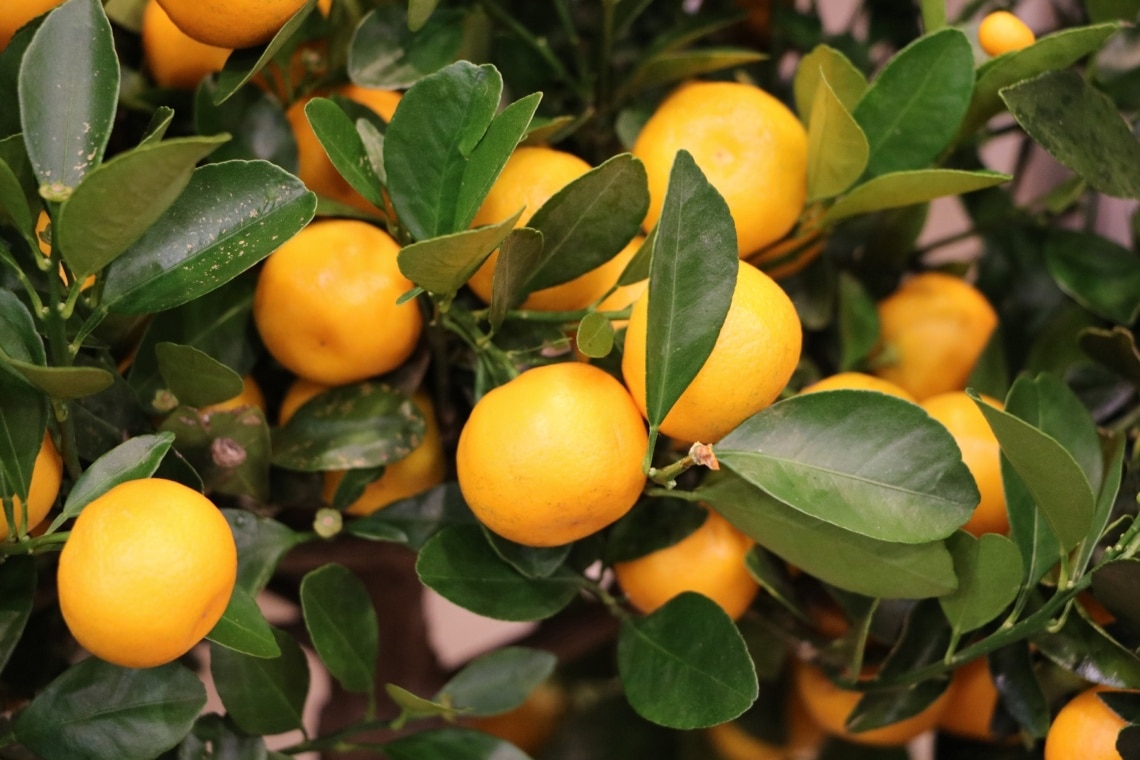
[
  {"x1": 57, "y1": 136, "x2": 228, "y2": 278},
  {"x1": 824, "y1": 169, "x2": 1009, "y2": 223},
  {"x1": 1079, "y1": 327, "x2": 1140, "y2": 387},
  {"x1": 837, "y1": 272, "x2": 879, "y2": 371},
  {"x1": 102, "y1": 160, "x2": 317, "y2": 314},
  {"x1": 398, "y1": 209, "x2": 523, "y2": 297},
  {"x1": 0, "y1": 291, "x2": 47, "y2": 508},
  {"x1": 178, "y1": 713, "x2": 270, "y2": 760},
  {"x1": 416, "y1": 525, "x2": 583, "y2": 621},
  {"x1": 604, "y1": 497, "x2": 707, "y2": 564},
  {"x1": 437, "y1": 646, "x2": 557, "y2": 716},
  {"x1": 794, "y1": 45, "x2": 868, "y2": 124},
  {"x1": 155, "y1": 342, "x2": 244, "y2": 409},
  {"x1": 0, "y1": 557, "x2": 35, "y2": 672},
  {"x1": 327, "y1": 465, "x2": 384, "y2": 512},
  {"x1": 0, "y1": 158, "x2": 32, "y2": 241},
  {"x1": 383, "y1": 727, "x2": 531, "y2": 760},
  {"x1": 18, "y1": 0, "x2": 119, "y2": 193},
  {"x1": 1001, "y1": 69, "x2": 1140, "y2": 199},
  {"x1": 618, "y1": 592, "x2": 758, "y2": 729},
  {"x1": 210, "y1": 628, "x2": 310, "y2": 736},
  {"x1": 357, "y1": 118, "x2": 386, "y2": 186},
  {"x1": 305, "y1": 98, "x2": 384, "y2": 208},
  {"x1": 698, "y1": 473, "x2": 958, "y2": 599},
  {"x1": 223, "y1": 510, "x2": 301, "y2": 594},
  {"x1": 1092, "y1": 559, "x2": 1140, "y2": 635},
  {"x1": 717, "y1": 391, "x2": 976, "y2": 543},
  {"x1": 344, "y1": 482, "x2": 478, "y2": 549},
  {"x1": 348, "y1": 5, "x2": 467, "y2": 89},
  {"x1": 1031, "y1": 595, "x2": 1140, "y2": 687},
  {"x1": 140, "y1": 106, "x2": 174, "y2": 146},
  {"x1": 848, "y1": 677, "x2": 951, "y2": 734},
  {"x1": 1045, "y1": 230, "x2": 1140, "y2": 324},
  {"x1": 623, "y1": 49, "x2": 765, "y2": 96},
  {"x1": 0, "y1": 359, "x2": 113, "y2": 401},
  {"x1": 485, "y1": 532, "x2": 573, "y2": 579},
  {"x1": 1002, "y1": 451, "x2": 1060, "y2": 586},
  {"x1": 744, "y1": 549, "x2": 805, "y2": 622},
  {"x1": 300, "y1": 564, "x2": 379, "y2": 694},
  {"x1": 617, "y1": 228, "x2": 653, "y2": 287},
  {"x1": 488, "y1": 226, "x2": 545, "y2": 327},
  {"x1": 806, "y1": 73, "x2": 869, "y2": 201},
  {"x1": 643, "y1": 150, "x2": 737, "y2": 431},
  {"x1": 211, "y1": 0, "x2": 319, "y2": 104},
  {"x1": 194, "y1": 79, "x2": 298, "y2": 168},
  {"x1": 989, "y1": 642, "x2": 1051, "y2": 739},
  {"x1": 575, "y1": 313, "x2": 615, "y2": 359},
  {"x1": 206, "y1": 586, "x2": 281, "y2": 659},
  {"x1": 937, "y1": 531, "x2": 1022, "y2": 635},
  {"x1": 272, "y1": 382, "x2": 424, "y2": 471},
  {"x1": 160, "y1": 406, "x2": 271, "y2": 501},
  {"x1": 14, "y1": 659, "x2": 205, "y2": 760},
  {"x1": 853, "y1": 28, "x2": 973, "y2": 179}
]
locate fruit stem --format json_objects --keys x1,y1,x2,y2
[{"x1": 0, "y1": 531, "x2": 70, "y2": 556}]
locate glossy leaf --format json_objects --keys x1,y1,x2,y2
[
  {"x1": 345, "y1": 482, "x2": 478, "y2": 550},
  {"x1": 14, "y1": 659, "x2": 205, "y2": 760},
  {"x1": 824, "y1": 169, "x2": 1009, "y2": 223},
  {"x1": 223, "y1": 510, "x2": 302, "y2": 594},
  {"x1": 383, "y1": 728, "x2": 531, "y2": 760},
  {"x1": 0, "y1": 557, "x2": 35, "y2": 672},
  {"x1": 300, "y1": 564, "x2": 379, "y2": 694},
  {"x1": 305, "y1": 97, "x2": 384, "y2": 208},
  {"x1": 794, "y1": 45, "x2": 868, "y2": 125},
  {"x1": 1031, "y1": 597, "x2": 1140, "y2": 687},
  {"x1": 618, "y1": 592, "x2": 758, "y2": 729},
  {"x1": 155, "y1": 342, "x2": 244, "y2": 409},
  {"x1": 206, "y1": 586, "x2": 281, "y2": 659},
  {"x1": 1002, "y1": 449, "x2": 1060, "y2": 586},
  {"x1": 488, "y1": 227, "x2": 545, "y2": 328},
  {"x1": 436, "y1": 646, "x2": 557, "y2": 716},
  {"x1": 57, "y1": 136, "x2": 228, "y2": 278},
  {"x1": 357, "y1": 118, "x2": 386, "y2": 186},
  {"x1": 848, "y1": 677, "x2": 951, "y2": 735},
  {"x1": 272, "y1": 382, "x2": 424, "y2": 472},
  {"x1": 18, "y1": 0, "x2": 119, "y2": 193},
  {"x1": 397, "y1": 209, "x2": 523, "y2": 296},
  {"x1": 1045, "y1": 230, "x2": 1140, "y2": 325},
  {"x1": 0, "y1": 359, "x2": 113, "y2": 401},
  {"x1": 853, "y1": 28, "x2": 974, "y2": 179},
  {"x1": 210, "y1": 628, "x2": 310, "y2": 736},
  {"x1": 211, "y1": 0, "x2": 319, "y2": 104},
  {"x1": 348, "y1": 5, "x2": 468, "y2": 89},
  {"x1": 194, "y1": 79, "x2": 298, "y2": 169},
  {"x1": 102, "y1": 160, "x2": 316, "y2": 314},
  {"x1": 938, "y1": 532, "x2": 1022, "y2": 635},
  {"x1": 1001, "y1": 69, "x2": 1140, "y2": 199},
  {"x1": 698, "y1": 473, "x2": 958, "y2": 599},
  {"x1": 485, "y1": 532, "x2": 573, "y2": 580},
  {"x1": 806, "y1": 72, "x2": 869, "y2": 201},
  {"x1": 178, "y1": 713, "x2": 270, "y2": 760},
  {"x1": 605, "y1": 497, "x2": 707, "y2": 564},
  {"x1": 160, "y1": 406, "x2": 271, "y2": 501},
  {"x1": 416, "y1": 525, "x2": 583, "y2": 621},
  {"x1": 643, "y1": 150, "x2": 737, "y2": 431},
  {"x1": 989, "y1": 641, "x2": 1051, "y2": 739},
  {"x1": 623, "y1": 48, "x2": 765, "y2": 96},
  {"x1": 575, "y1": 312, "x2": 616, "y2": 359},
  {"x1": 717, "y1": 391, "x2": 976, "y2": 543}
]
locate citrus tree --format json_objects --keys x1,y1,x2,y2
[{"x1": 1, "y1": 0, "x2": 1139, "y2": 759}]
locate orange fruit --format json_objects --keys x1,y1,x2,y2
[
  {"x1": 921, "y1": 391, "x2": 1007, "y2": 535},
  {"x1": 469, "y1": 681, "x2": 569, "y2": 756},
  {"x1": 614, "y1": 507, "x2": 759, "y2": 620},
  {"x1": 277, "y1": 376, "x2": 329, "y2": 426},
  {"x1": 141, "y1": 0, "x2": 230, "y2": 90},
  {"x1": 0, "y1": 0, "x2": 64, "y2": 51},
  {"x1": 322, "y1": 390, "x2": 447, "y2": 515},
  {"x1": 632, "y1": 80, "x2": 808, "y2": 258},
  {"x1": 593, "y1": 235, "x2": 648, "y2": 318},
  {"x1": 252, "y1": 219, "x2": 422, "y2": 386},
  {"x1": 156, "y1": 0, "x2": 309, "y2": 49},
  {"x1": 467, "y1": 147, "x2": 630, "y2": 311},
  {"x1": 36, "y1": 211, "x2": 95, "y2": 290},
  {"x1": 706, "y1": 690, "x2": 824, "y2": 760},
  {"x1": 621, "y1": 259, "x2": 802, "y2": 443},
  {"x1": 1044, "y1": 686, "x2": 1132, "y2": 760},
  {"x1": 978, "y1": 11, "x2": 1036, "y2": 57},
  {"x1": 794, "y1": 661, "x2": 951, "y2": 747},
  {"x1": 56, "y1": 478, "x2": 237, "y2": 668},
  {"x1": 871, "y1": 272, "x2": 998, "y2": 402},
  {"x1": 800, "y1": 371, "x2": 917, "y2": 403},
  {"x1": 286, "y1": 84, "x2": 401, "y2": 213},
  {"x1": 0, "y1": 432, "x2": 62, "y2": 539},
  {"x1": 938, "y1": 657, "x2": 1014, "y2": 743},
  {"x1": 456, "y1": 362, "x2": 648, "y2": 547},
  {"x1": 199, "y1": 374, "x2": 267, "y2": 416}
]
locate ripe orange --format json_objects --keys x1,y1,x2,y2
[
  {"x1": 469, "y1": 681, "x2": 569, "y2": 756},
  {"x1": 323, "y1": 390, "x2": 447, "y2": 515},
  {"x1": 978, "y1": 11, "x2": 1036, "y2": 57},
  {"x1": 921, "y1": 391, "x2": 1008, "y2": 535},
  {"x1": 614, "y1": 507, "x2": 759, "y2": 620},
  {"x1": 632, "y1": 80, "x2": 808, "y2": 258},
  {"x1": 794, "y1": 661, "x2": 951, "y2": 747},
  {"x1": 56, "y1": 478, "x2": 237, "y2": 668},
  {"x1": 36, "y1": 211, "x2": 94, "y2": 291},
  {"x1": 277, "y1": 376, "x2": 329, "y2": 426},
  {"x1": 141, "y1": 0, "x2": 230, "y2": 90},
  {"x1": 456, "y1": 362, "x2": 648, "y2": 547},
  {"x1": 871, "y1": 272, "x2": 997, "y2": 402},
  {"x1": 156, "y1": 0, "x2": 309, "y2": 49},
  {"x1": 593, "y1": 235, "x2": 648, "y2": 317},
  {"x1": 199, "y1": 374, "x2": 267, "y2": 416},
  {"x1": 0, "y1": 432, "x2": 62, "y2": 539},
  {"x1": 0, "y1": 0, "x2": 63, "y2": 52},
  {"x1": 706, "y1": 690, "x2": 823, "y2": 760},
  {"x1": 800, "y1": 371, "x2": 917, "y2": 403},
  {"x1": 252, "y1": 219, "x2": 422, "y2": 386},
  {"x1": 1044, "y1": 686, "x2": 1132, "y2": 760},
  {"x1": 621, "y1": 260, "x2": 802, "y2": 443},
  {"x1": 286, "y1": 84, "x2": 402, "y2": 213},
  {"x1": 938, "y1": 657, "x2": 1013, "y2": 743}
]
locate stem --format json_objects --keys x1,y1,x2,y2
[
  {"x1": 647, "y1": 454, "x2": 694, "y2": 488},
  {"x1": 278, "y1": 718, "x2": 395, "y2": 755},
  {"x1": 0, "y1": 531, "x2": 70, "y2": 556},
  {"x1": 477, "y1": 0, "x2": 583, "y2": 97}
]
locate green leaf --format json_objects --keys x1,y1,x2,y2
[
  {"x1": 160, "y1": 406, "x2": 271, "y2": 501},
  {"x1": 698, "y1": 473, "x2": 957, "y2": 599},
  {"x1": 961, "y1": 22, "x2": 1122, "y2": 137},
  {"x1": 206, "y1": 586, "x2": 281, "y2": 659},
  {"x1": 0, "y1": 291, "x2": 47, "y2": 508},
  {"x1": 837, "y1": 272, "x2": 880, "y2": 371},
  {"x1": 140, "y1": 106, "x2": 174, "y2": 146},
  {"x1": 488, "y1": 227, "x2": 545, "y2": 329},
  {"x1": 211, "y1": 0, "x2": 319, "y2": 104},
  {"x1": 386, "y1": 683, "x2": 455, "y2": 721},
  {"x1": 970, "y1": 389, "x2": 1096, "y2": 551},
  {"x1": 416, "y1": 525, "x2": 583, "y2": 622},
  {"x1": 717, "y1": 391, "x2": 976, "y2": 543},
  {"x1": 300, "y1": 564, "x2": 380, "y2": 695},
  {"x1": 348, "y1": 5, "x2": 468, "y2": 89},
  {"x1": 989, "y1": 642, "x2": 1051, "y2": 739},
  {"x1": 357, "y1": 118, "x2": 386, "y2": 186},
  {"x1": 1079, "y1": 326, "x2": 1140, "y2": 387},
  {"x1": 0, "y1": 557, "x2": 35, "y2": 672},
  {"x1": 14, "y1": 659, "x2": 205, "y2": 760},
  {"x1": 823, "y1": 169, "x2": 1010, "y2": 223},
  {"x1": 937, "y1": 532, "x2": 1022, "y2": 636},
  {"x1": 806, "y1": 72, "x2": 869, "y2": 201},
  {"x1": 1031, "y1": 596, "x2": 1140, "y2": 687},
  {"x1": 178, "y1": 713, "x2": 270, "y2": 760},
  {"x1": 1092, "y1": 559, "x2": 1140, "y2": 634},
  {"x1": 575, "y1": 312, "x2": 615, "y2": 359},
  {"x1": 155, "y1": 342, "x2": 244, "y2": 409},
  {"x1": 484, "y1": 532, "x2": 573, "y2": 580},
  {"x1": 57, "y1": 136, "x2": 228, "y2": 278},
  {"x1": 1045, "y1": 230, "x2": 1140, "y2": 324},
  {"x1": 793, "y1": 45, "x2": 868, "y2": 125},
  {"x1": 920, "y1": 0, "x2": 946, "y2": 32},
  {"x1": 618, "y1": 592, "x2": 757, "y2": 729},
  {"x1": 210, "y1": 628, "x2": 310, "y2": 736},
  {"x1": 436, "y1": 646, "x2": 557, "y2": 716},
  {"x1": 305, "y1": 98, "x2": 384, "y2": 208},
  {"x1": 272, "y1": 382, "x2": 424, "y2": 472},
  {"x1": 0, "y1": 158, "x2": 33, "y2": 241},
  {"x1": 605, "y1": 497, "x2": 707, "y2": 564},
  {"x1": 408, "y1": 0, "x2": 442, "y2": 31},
  {"x1": 18, "y1": 0, "x2": 119, "y2": 194},
  {"x1": 397, "y1": 209, "x2": 523, "y2": 296},
  {"x1": 1001, "y1": 69, "x2": 1140, "y2": 199},
  {"x1": 1002, "y1": 451, "x2": 1059, "y2": 587},
  {"x1": 848, "y1": 677, "x2": 952, "y2": 735},
  {"x1": 643, "y1": 149, "x2": 738, "y2": 431},
  {"x1": 344, "y1": 482, "x2": 478, "y2": 550},
  {"x1": 223, "y1": 510, "x2": 302, "y2": 594},
  {"x1": 853, "y1": 28, "x2": 974, "y2": 179},
  {"x1": 1009, "y1": 372, "x2": 1105, "y2": 495},
  {"x1": 102, "y1": 160, "x2": 316, "y2": 314},
  {"x1": 623, "y1": 49, "x2": 766, "y2": 96},
  {"x1": 383, "y1": 728, "x2": 531, "y2": 760},
  {"x1": 193, "y1": 79, "x2": 298, "y2": 169},
  {"x1": 0, "y1": 359, "x2": 113, "y2": 401}
]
